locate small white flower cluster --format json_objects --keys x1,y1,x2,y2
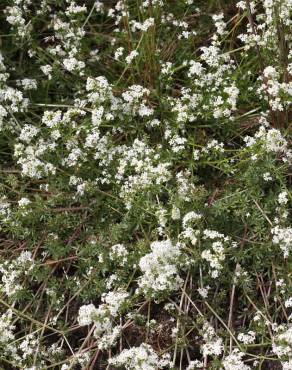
[
  {"x1": 138, "y1": 239, "x2": 183, "y2": 299},
  {"x1": 201, "y1": 230, "x2": 230, "y2": 278},
  {"x1": 40, "y1": 65, "x2": 53, "y2": 80},
  {"x1": 178, "y1": 17, "x2": 196, "y2": 39},
  {"x1": 276, "y1": 279, "x2": 287, "y2": 295},
  {"x1": 186, "y1": 360, "x2": 203, "y2": 370},
  {"x1": 238, "y1": 0, "x2": 290, "y2": 53},
  {"x1": 198, "y1": 139, "x2": 225, "y2": 161},
  {"x1": 282, "y1": 360, "x2": 292, "y2": 370},
  {"x1": 19, "y1": 124, "x2": 39, "y2": 143},
  {"x1": 201, "y1": 322, "x2": 223, "y2": 357},
  {"x1": 257, "y1": 66, "x2": 292, "y2": 112},
  {"x1": 46, "y1": 3, "x2": 86, "y2": 76},
  {"x1": 110, "y1": 244, "x2": 129, "y2": 266},
  {"x1": 18, "y1": 197, "x2": 31, "y2": 208},
  {"x1": 263, "y1": 172, "x2": 273, "y2": 182},
  {"x1": 114, "y1": 46, "x2": 125, "y2": 60},
  {"x1": 244, "y1": 123, "x2": 292, "y2": 163},
  {"x1": 14, "y1": 141, "x2": 56, "y2": 179},
  {"x1": 11, "y1": 75, "x2": 159, "y2": 195},
  {"x1": 86, "y1": 76, "x2": 113, "y2": 103},
  {"x1": 0, "y1": 86, "x2": 28, "y2": 115},
  {"x1": 161, "y1": 62, "x2": 173, "y2": 76},
  {"x1": 63, "y1": 57, "x2": 85, "y2": 73},
  {"x1": 16, "y1": 78, "x2": 37, "y2": 90},
  {"x1": 236, "y1": 1, "x2": 256, "y2": 14},
  {"x1": 285, "y1": 298, "x2": 292, "y2": 308},
  {"x1": 65, "y1": 2, "x2": 87, "y2": 16},
  {"x1": 198, "y1": 286, "x2": 210, "y2": 299},
  {"x1": 5, "y1": 2, "x2": 33, "y2": 38},
  {"x1": 0, "y1": 53, "x2": 29, "y2": 131},
  {"x1": 116, "y1": 139, "x2": 171, "y2": 209},
  {"x1": 278, "y1": 191, "x2": 289, "y2": 206},
  {"x1": 108, "y1": 343, "x2": 171, "y2": 370},
  {"x1": 78, "y1": 289, "x2": 128, "y2": 349},
  {"x1": 121, "y1": 85, "x2": 152, "y2": 115},
  {"x1": 125, "y1": 50, "x2": 139, "y2": 64},
  {"x1": 19, "y1": 333, "x2": 39, "y2": 360},
  {"x1": 175, "y1": 170, "x2": 197, "y2": 202},
  {"x1": 156, "y1": 207, "x2": 168, "y2": 233},
  {"x1": 273, "y1": 325, "x2": 292, "y2": 359},
  {"x1": 0, "y1": 197, "x2": 11, "y2": 223},
  {"x1": 77, "y1": 303, "x2": 98, "y2": 326},
  {"x1": 0, "y1": 309, "x2": 15, "y2": 344},
  {"x1": 0, "y1": 328, "x2": 56, "y2": 368},
  {"x1": 142, "y1": 0, "x2": 164, "y2": 7},
  {"x1": 222, "y1": 349, "x2": 251, "y2": 370},
  {"x1": 0, "y1": 251, "x2": 33, "y2": 296},
  {"x1": 164, "y1": 129, "x2": 187, "y2": 153},
  {"x1": 272, "y1": 226, "x2": 292, "y2": 258},
  {"x1": 130, "y1": 18, "x2": 155, "y2": 32},
  {"x1": 182, "y1": 211, "x2": 202, "y2": 229},
  {"x1": 180, "y1": 211, "x2": 202, "y2": 246},
  {"x1": 171, "y1": 206, "x2": 181, "y2": 220},
  {"x1": 212, "y1": 13, "x2": 227, "y2": 39},
  {"x1": 14, "y1": 107, "x2": 88, "y2": 179},
  {"x1": 237, "y1": 331, "x2": 256, "y2": 344},
  {"x1": 17, "y1": 197, "x2": 32, "y2": 215},
  {"x1": 107, "y1": 1, "x2": 129, "y2": 23},
  {"x1": 172, "y1": 46, "x2": 238, "y2": 122}
]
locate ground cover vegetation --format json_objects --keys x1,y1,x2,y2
[{"x1": 0, "y1": 0, "x2": 291, "y2": 369}]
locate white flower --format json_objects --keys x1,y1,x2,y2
[
  {"x1": 266, "y1": 129, "x2": 287, "y2": 153},
  {"x1": 17, "y1": 78, "x2": 37, "y2": 90},
  {"x1": 18, "y1": 197, "x2": 30, "y2": 208},
  {"x1": 201, "y1": 322, "x2": 223, "y2": 356},
  {"x1": 222, "y1": 349, "x2": 250, "y2": 370},
  {"x1": 285, "y1": 298, "x2": 292, "y2": 308},
  {"x1": 130, "y1": 18, "x2": 155, "y2": 32},
  {"x1": 40, "y1": 65, "x2": 53, "y2": 79},
  {"x1": 263, "y1": 172, "x2": 272, "y2": 181},
  {"x1": 282, "y1": 360, "x2": 292, "y2": 370},
  {"x1": 108, "y1": 343, "x2": 170, "y2": 370},
  {"x1": 273, "y1": 326, "x2": 292, "y2": 358},
  {"x1": 171, "y1": 206, "x2": 181, "y2": 220},
  {"x1": 0, "y1": 310, "x2": 15, "y2": 343},
  {"x1": 278, "y1": 191, "x2": 288, "y2": 205},
  {"x1": 138, "y1": 240, "x2": 183, "y2": 298},
  {"x1": 186, "y1": 360, "x2": 203, "y2": 370},
  {"x1": 125, "y1": 50, "x2": 139, "y2": 64},
  {"x1": 114, "y1": 47, "x2": 124, "y2": 60},
  {"x1": 17, "y1": 251, "x2": 33, "y2": 264},
  {"x1": 77, "y1": 304, "x2": 98, "y2": 326},
  {"x1": 272, "y1": 225, "x2": 292, "y2": 257},
  {"x1": 198, "y1": 286, "x2": 210, "y2": 299},
  {"x1": 19, "y1": 124, "x2": 39, "y2": 143},
  {"x1": 101, "y1": 290, "x2": 128, "y2": 316},
  {"x1": 201, "y1": 231, "x2": 227, "y2": 277},
  {"x1": 110, "y1": 244, "x2": 128, "y2": 265},
  {"x1": 182, "y1": 211, "x2": 202, "y2": 229},
  {"x1": 237, "y1": 331, "x2": 256, "y2": 344},
  {"x1": 63, "y1": 57, "x2": 85, "y2": 73},
  {"x1": 263, "y1": 66, "x2": 278, "y2": 79},
  {"x1": 161, "y1": 62, "x2": 173, "y2": 76}
]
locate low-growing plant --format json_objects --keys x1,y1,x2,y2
[{"x1": 0, "y1": 0, "x2": 291, "y2": 369}]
